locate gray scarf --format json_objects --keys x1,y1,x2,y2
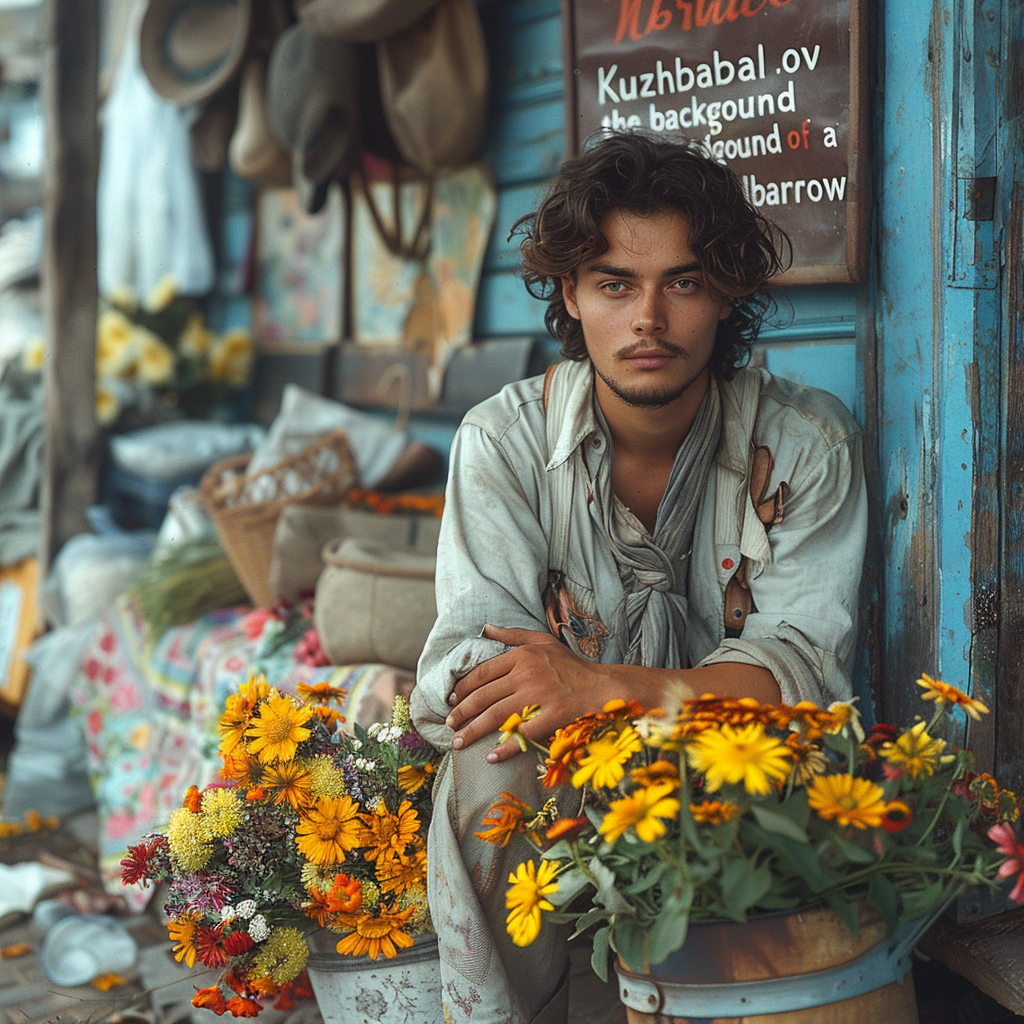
[{"x1": 590, "y1": 379, "x2": 721, "y2": 669}]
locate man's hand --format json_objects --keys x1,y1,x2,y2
[{"x1": 445, "y1": 624, "x2": 620, "y2": 763}]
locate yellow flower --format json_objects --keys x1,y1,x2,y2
[
  {"x1": 630, "y1": 759, "x2": 680, "y2": 790},
  {"x1": 505, "y1": 859, "x2": 559, "y2": 947},
  {"x1": 689, "y1": 799, "x2": 741, "y2": 825},
  {"x1": 264, "y1": 761, "x2": 312, "y2": 810},
  {"x1": 688, "y1": 722, "x2": 792, "y2": 795},
  {"x1": 498, "y1": 705, "x2": 541, "y2": 752},
  {"x1": 200, "y1": 786, "x2": 243, "y2": 837},
  {"x1": 916, "y1": 673, "x2": 989, "y2": 720},
  {"x1": 166, "y1": 806, "x2": 213, "y2": 871},
  {"x1": 397, "y1": 762, "x2": 436, "y2": 794},
  {"x1": 359, "y1": 800, "x2": 421, "y2": 862},
  {"x1": 135, "y1": 328, "x2": 175, "y2": 385},
  {"x1": 572, "y1": 725, "x2": 643, "y2": 790},
  {"x1": 335, "y1": 906, "x2": 416, "y2": 959},
  {"x1": 180, "y1": 312, "x2": 211, "y2": 357},
  {"x1": 883, "y1": 721, "x2": 947, "y2": 779},
  {"x1": 245, "y1": 694, "x2": 313, "y2": 764},
  {"x1": 95, "y1": 383, "x2": 122, "y2": 425},
  {"x1": 599, "y1": 785, "x2": 680, "y2": 844},
  {"x1": 826, "y1": 699, "x2": 865, "y2": 742},
  {"x1": 250, "y1": 926, "x2": 308, "y2": 984},
  {"x1": 296, "y1": 795, "x2": 363, "y2": 865},
  {"x1": 21, "y1": 338, "x2": 44, "y2": 372},
  {"x1": 96, "y1": 309, "x2": 135, "y2": 376},
  {"x1": 305, "y1": 755, "x2": 347, "y2": 799},
  {"x1": 806, "y1": 774, "x2": 888, "y2": 829},
  {"x1": 167, "y1": 913, "x2": 200, "y2": 968},
  {"x1": 145, "y1": 274, "x2": 177, "y2": 313},
  {"x1": 376, "y1": 846, "x2": 427, "y2": 895},
  {"x1": 218, "y1": 675, "x2": 272, "y2": 755},
  {"x1": 209, "y1": 329, "x2": 253, "y2": 386}
]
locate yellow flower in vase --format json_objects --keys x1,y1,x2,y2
[
  {"x1": 689, "y1": 799, "x2": 741, "y2": 825},
  {"x1": 135, "y1": 328, "x2": 176, "y2": 385},
  {"x1": 167, "y1": 912, "x2": 200, "y2": 968},
  {"x1": 96, "y1": 309, "x2": 136, "y2": 377},
  {"x1": 883, "y1": 721, "x2": 947, "y2": 780},
  {"x1": 806, "y1": 774, "x2": 888, "y2": 829},
  {"x1": 687, "y1": 722, "x2": 792, "y2": 795},
  {"x1": 505, "y1": 859, "x2": 559, "y2": 947},
  {"x1": 95, "y1": 382, "x2": 121, "y2": 426},
  {"x1": 376, "y1": 845, "x2": 427, "y2": 895},
  {"x1": 209, "y1": 329, "x2": 253, "y2": 387},
  {"x1": 295, "y1": 795, "x2": 362, "y2": 865},
  {"x1": 145, "y1": 274, "x2": 177, "y2": 313},
  {"x1": 245, "y1": 694, "x2": 313, "y2": 763},
  {"x1": 572, "y1": 725, "x2": 643, "y2": 790},
  {"x1": 263, "y1": 760, "x2": 312, "y2": 810},
  {"x1": 599, "y1": 784, "x2": 681, "y2": 844},
  {"x1": 359, "y1": 800, "x2": 421, "y2": 862},
  {"x1": 916, "y1": 673, "x2": 990, "y2": 720},
  {"x1": 180, "y1": 312, "x2": 212, "y2": 357},
  {"x1": 335, "y1": 906, "x2": 416, "y2": 959}
]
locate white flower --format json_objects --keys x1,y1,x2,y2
[
  {"x1": 350, "y1": 739, "x2": 363, "y2": 751},
  {"x1": 220, "y1": 905, "x2": 236, "y2": 921},
  {"x1": 249, "y1": 914, "x2": 270, "y2": 942},
  {"x1": 235, "y1": 899, "x2": 256, "y2": 919},
  {"x1": 367, "y1": 723, "x2": 382, "y2": 738}
]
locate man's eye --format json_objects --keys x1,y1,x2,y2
[
  {"x1": 673, "y1": 278, "x2": 697, "y2": 291},
  {"x1": 602, "y1": 281, "x2": 628, "y2": 293}
]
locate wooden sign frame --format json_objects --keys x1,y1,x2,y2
[{"x1": 561, "y1": 0, "x2": 869, "y2": 285}]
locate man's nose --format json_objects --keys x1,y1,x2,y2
[{"x1": 631, "y1": 289, "x2": 666, "y2": 334}]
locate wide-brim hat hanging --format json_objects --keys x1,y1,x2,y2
[
  {"x1": 229, "y1": 56, "x2": 291, "y2": 186},
  {"x1": 294, "y1": 0, "x2": 441, "y2": 43},
  {"x1": 267, "y1": 24, "x2": 362, "y2": 214},
  {"x1": 377, "y1": 0, "x2": 489, "y2": 174}
]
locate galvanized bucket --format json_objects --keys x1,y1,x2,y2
[
  {"x1": 615, "y1": 904, "x2": 921, "y2": 1023},
  {"x1": 306, "y1": 931, "x2": 443, "y2": 1024}
]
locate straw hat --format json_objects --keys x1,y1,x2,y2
[
  {"x1": 140, "y1": 0, "x2": 251, "y2": 106},
  {"x1": 294, "y1": 0, "x2": 441, "y2": 43},
  {"x1": 267, "y1": 24, "x2": 362, "y2": 214},
  {"x1": 377, "y1": 0, "x2": 488, "y2": 173},
  {"x1": 229, "y1": 57, "x2": 291, "y2": 186}
]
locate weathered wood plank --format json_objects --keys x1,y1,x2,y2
[{"x1": 39, "y1": 0, "x2": 100, "y2": 568}]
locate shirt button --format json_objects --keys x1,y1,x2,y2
[
  {"x1": 722, "y1": 558, "x2": 735, "y2": 570},
  {"x1": 591, "y1": 436, "x2": 602, "y2": 448}
]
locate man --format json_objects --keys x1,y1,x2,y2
[{"x1": 411, "y1": 132, "x2": 867, "y2": 1024}]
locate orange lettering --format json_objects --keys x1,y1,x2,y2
[
  {"x1": 739, "y1": 0, "x2": 767, "y2": 13},
  {"x1": 675, "y1": 0, "x2": 693, "y2": 30},
  {"x1": 646, "y1": 0, "x2": 672, "y2": 32},
  {"x1": 768, "y1": 0, "x2": 793, "y2": 6},
  {"x1": 614, "y1": 0, "x2": 645, "y2": 42}
]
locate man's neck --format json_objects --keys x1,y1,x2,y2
[{"x1": 594, "y1": 367, "x2": 711, "y2": 461}]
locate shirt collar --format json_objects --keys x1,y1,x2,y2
[{"x1": 545, "y1": 360, "x2": 600, "y2": 470}]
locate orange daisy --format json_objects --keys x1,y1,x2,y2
[
  {"x1": 295, "y1": 795, "x2": 363, "y2": 865},
  {"x1": 335, "y1": 906, "x2": 416, "y2": 959},
  {"x1": 359, "y1": 800, "x2": 421, "y2": 863}
]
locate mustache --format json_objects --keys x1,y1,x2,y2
[{"x1": 617, "y1": 340, "x2": 684, "y2": 358}]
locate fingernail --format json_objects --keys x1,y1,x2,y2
[
  {"x1": 486, "y1": 751, "x2": 499, "y2": 762},
  {"x1": 445, "y1": 715, "x2": 454, "y2": 728},
  {"x1": 448, "y1": 693, "x2": 457, "y2": 706},
  {"x1": 452, "y1": 736, "x2": 464, "y2": 750}
]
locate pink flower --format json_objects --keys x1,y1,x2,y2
[{"x1": 988, "y1": 822, "x2": 1024, "y2": 903}]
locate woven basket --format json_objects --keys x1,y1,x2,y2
[{"x1": 200, "y1": 428, "x2": 358, "y2": 607}]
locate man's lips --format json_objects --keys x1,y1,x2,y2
[{"x1": 621, "y1": 348, "x2": 679, "y2": 369}]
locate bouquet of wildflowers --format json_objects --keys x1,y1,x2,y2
[
  {"x1": 121, "y1": 674, "x2": 438, "y2": 1018},
  {"x1": 18, "y1": 275, "x2": 255, "y2": 425},
  {"x1": 481, "y1": 674, "x2": 1022, "y2": 978}
]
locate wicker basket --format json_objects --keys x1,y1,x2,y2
[{"x1": 200, "y1": 428, "x2": 358, "y2": 607}]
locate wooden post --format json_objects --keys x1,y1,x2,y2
[{"x1": 39, "y1": 0, "x2": 101, "y2": 570}]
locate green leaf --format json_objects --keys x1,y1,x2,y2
[
  {"x1": 721, "y1": 857, "x2": 773, "y2": 919},
  {"x1": 570, "y1": 906, "x2": 611, "y2": 937},
  {"x1": 952, "y1": 816, "x2": 966, "y2": 860},
  {"x1": 644, "y1": 882, "x2": 694, "y2": 966},
  {"x1": 624, "y1": 860, "x2": 669, "y2": 896},
  {"x1": 591, "y1": 926, "x2": 612, "y2": 982},
  {"x1": 610, "y1": 916, "x2": 648, "y2": 973},
  {"x1": 823, "y1": 891, "x2": 861, "y2": 937},
  {"x1": 542, "y1": 840, "x2": 575, "y2": 862},
  {"x1": 900, "y1": 880, "x2": 946, "y2": 920},
  {"x1": 828, "y1": 832, "x2": 879, "y2": 865},
  {"x1": 751, "y1": 805, "x2": 810, "y2": 843},
  {"x1": 590, "y1": 858, "x2": 635, "y2": 916},
  {"x1": 868, "y1": 873, "x2": 899, "y2": 933},
  {"x1": 548, "y1": 866, "x2": 591, "y2": 908},
  {"x1": 740, "y1": 821, "x2": 834, "y2": 892}
]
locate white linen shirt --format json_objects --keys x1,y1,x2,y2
[{"x1": 412, "y1": 362, "x2": 867, "y2": 749}]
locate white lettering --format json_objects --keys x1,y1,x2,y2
[{"x1": 598, "y1": 65, "x2": 619, "y2": 105}]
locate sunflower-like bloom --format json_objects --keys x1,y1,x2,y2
[
  {"x1": 631, "y1": 759, "x2": 680, "y2": 790},
  {"x1": 498, "y1": 705, "x2": 541, "y2": 752},
  {"x1": 671, "y1": 694, "x2": 776, "y2": 741},
  {"x1": 295, "y1": 795, "x2": 363, "y2": 865},
  {"x1": 200, "y1": 786, "x2": 244, "y2": 837},
  {"x1": 806, "y1": 774, "x2": 888, "y2": 829},
  {"x1": 335, "y1": 907, "x2": 416, "y2": 959},
  {"x1": 883, "y1": 721, "x2": 947, "y2": 780},
  {"x1": 689, "y1": 799, "x2": 741, "y2": 825},
  {"x1": 263, "y1": 761, "x2": 312, "y2": 810},
  {"x1": 505, "y1": 859, "x2": 559, "y2": 947},
  {"x1": 377, "y1": 846, "x2": 428, "y2": 895},
  {"x1": 167, "y1": 912, "x2": 200, "y2": 968},
  {"x1": 397, "y1": 762, "x2": 436, "y2": 794},
  {"x1": 917, "y1": 673, "x2": 989, "y2": 720},
  {"x1": 572, "y1": 725, "x2": 643, "y2": 790},
  {"x1": 475, "y1": 792, "x2": 536, "y2": 847},
  {"x1": 250, "y1": 927, "x2": 309, "y2": 984},
  {"x1": 688, "y1": 722, "x2": 792, "y2": 795},
  {"x1": 135, "y1": 329, "x2": 175, "y2": 385},
  {"x1": 599, "y1": 784, "x2": 680, "y2": 844},
  {"x1": 245, "y1": 695, "x2": 313, "y2": 764},
  {"x1": 359, "y1": 800, "x2": 421, "y2": 862},
  {"x1": 219, "y1": 675, "x2": 272, "y2": 756},
  {"x1": 96, "y1": 309, "x2": 135, "y2": 377},
  {"x1": 784, "y1": 734, "x2": 830, "y2": 787},
  {"x1": 296, "y1": 680, "x2": 348, "y2": 705},
  {"x1": 825, "y1": 699, "x2": 866, "y2": 742},
  {"x1": 166, "y1": 806, "x2": 213, "y2": 872},
  {"x1": 542, "y1": 700, "x2": 646, "y2": 787}
]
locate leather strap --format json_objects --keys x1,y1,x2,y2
[{"x1": 542, "y1": 363, "x2": 557, "y2": 414}]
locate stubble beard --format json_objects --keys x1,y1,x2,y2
[{"x1": 592, "y1": 344, "x2": 706, "y2": 409}]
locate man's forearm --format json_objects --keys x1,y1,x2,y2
[{"x1": 599, "y1": 660, "x2": 782, "y2": 710}]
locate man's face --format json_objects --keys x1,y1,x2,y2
[{"x1": 561, "y1": 209, "x2": 731, "y2": 410}]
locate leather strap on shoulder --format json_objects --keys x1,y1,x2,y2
[{"x1": 542, "y1": 363, "x2": 558, "y2": 414}]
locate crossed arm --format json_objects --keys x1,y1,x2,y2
[{"x1": 445, "y1": 624, "x2": 781, "y2": 763}]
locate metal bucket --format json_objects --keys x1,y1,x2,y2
[
  {"x1": 305, "y1": 931, "x2": 443, "y2": 1024},
  {"x1": 615, "y1": 905, "x2": 920, "y2": 1023}
]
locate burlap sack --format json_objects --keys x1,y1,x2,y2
[{"x1": 314, "y1": 537, "x2": 436, "y2": 670}]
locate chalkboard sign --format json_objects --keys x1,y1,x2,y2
[{"x1": 562, "y1": 0, "x2": 868, "y2": 284}]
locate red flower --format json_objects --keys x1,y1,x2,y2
[
  {"x1": 223, "y1": 930, "x2": 255, "y2": 956},
  {"x1": 120, "y1": 837, "x2": 165, "y2": 885},
  {"x1": 182, "y1": 786, "x2": 201, "y2": 813},
  {"x1": 273, "y1": 986, "x2": 295, "y2": 1011},
  {"x1": 192, "y1": 986, "x2": 228, "y2": 1015},
  {"x1": 988, "y1": 822, "x2": 1024, "y2": 903},
  {"x1": 292, "y1": 970, "x2": 314, "y2": 1000},
  {"x1": 224, "y1": 996, "x2": 262, "y2": 1018},
  {"x1": 222, "y1": 969, "x2": 250, "y2": 995},
  {"x1": 194, "y1": 925, "x2": 228, "y2": 968},
  {"x1": 881, "y1": 800, "x2": 913, "y2": 833}
]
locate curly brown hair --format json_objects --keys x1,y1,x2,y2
[{"x1": 513, "y1": 132, "x2": 790, "y2": 379}]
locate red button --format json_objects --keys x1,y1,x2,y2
[{"x1": 722, "y1": 558, "x2": 735, "y2": 570}]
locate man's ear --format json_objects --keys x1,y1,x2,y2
[
  {"x1": 561, "y1": 275, "x2": 581, "y2": 320},
  {"x1": 718, "y1": 300, "x2": 733, "y2": 321}
]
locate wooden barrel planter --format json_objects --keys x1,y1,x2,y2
[
  {"x1": 615, "y1": 904, "x2": 920, "y2": 1024},
  {"x1": 305, "y1": 931, "x2": 443, "y2": 1024}
]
